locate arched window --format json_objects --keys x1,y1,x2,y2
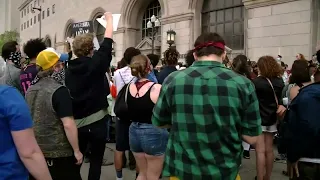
[
  {"x1": 93, "y1": 14, "x2": 105, "y2": 43},
  {"x1": 202, "y1": 0, "x2": 244, "y2": 50},
  {"x1": 142, "y1": 0, "x2": 161, "y2": 39},
  {"x1": 65, "y1": 23, "x2": 73, "y2": 38}
]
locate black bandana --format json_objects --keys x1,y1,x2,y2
[{"x1": 8, "y1": 51, "x2": 22, "y2": 68}]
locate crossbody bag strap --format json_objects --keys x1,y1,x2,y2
[
  {"x1": 125, "y1": 82, "x2": 131, "y2": 103},
  {"x1": 266, "y1": 78, "x2": 279, "y2": 106}
]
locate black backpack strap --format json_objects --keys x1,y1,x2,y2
[{"x1": 119, "y1": 72, "x2": 125, "y2": 84}]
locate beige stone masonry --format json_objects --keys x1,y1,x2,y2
[{"x1": 245, "y1": 0, "x2": 312, "y2": 65}]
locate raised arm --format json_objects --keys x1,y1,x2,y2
[
  {"x1": 104, "y1": 12, "x2": 113, "y2": 39},
  {"x1": 2, "y1": 87, "x2": 52, "y2": 180},
  {"x1": 92, "y1": 12, "x2": 114, "y2": 72}
]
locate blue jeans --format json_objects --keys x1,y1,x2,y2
[{"x1": 129, "y1": 122, "x2": 168, "y2": 156}]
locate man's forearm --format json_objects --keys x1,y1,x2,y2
[
  {"x1": 21, "y1": 151, "x2": 52, "y2": 180},
  {"x1": 64, "y1": 122, "x2": 80, "y2": 152}
]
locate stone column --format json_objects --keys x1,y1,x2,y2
[
  {"x1": 113, "y1": 28, "x2": 125, "y2": 66},
  {"x1": 243, "y1": 0, "x2": 312, "y2": 65}
]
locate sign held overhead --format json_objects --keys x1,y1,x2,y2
[{"x1": 96, "y1": 14, "x2": 121, "y2": 31}]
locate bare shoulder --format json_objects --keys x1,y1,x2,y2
[
  {"x1": 289, "y1": 85, "x2": 300, "y2": 100},
  {"x1": 150, "y1": 84, "x2": 162, "y2": 103},
  {"x1": 291, "y1": 85, "x2": 300, "y2": 92},
  {"x1": 151, "y1": 84, "x2": 162, "y2": 92}
]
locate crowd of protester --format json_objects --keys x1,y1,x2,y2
[{"x1": 1, "y1": 10, "x2": 320, "y2": 180}]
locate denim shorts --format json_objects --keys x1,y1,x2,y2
[{"x1": 129, "y1": 122, "x2": 169, "y2": 156}]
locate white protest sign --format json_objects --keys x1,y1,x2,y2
[{"x1": 96, "y1": 14, "x2": 121, "y2": 31}]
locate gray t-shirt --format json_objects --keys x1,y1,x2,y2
[{"x1": 0, "y1": 62, "x2": 22, "y2": 93}]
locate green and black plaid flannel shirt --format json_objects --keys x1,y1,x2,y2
[{"x1": 152, "y1": 61, "x2": 262, "y2": 180}]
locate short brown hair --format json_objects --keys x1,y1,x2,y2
[
  {"x1": 164, "y1": 47, "x2": 179, "y2": 65},
  {"x1": 257, "y1": 56, "x2": 283, "y2": 78},
  {"x1": 72, "y1": 33, "x2": 94, "y2": 57},
  {"x1": 194, "y1": 33, "x2": 225, "y2": 57},
  {"x1": 130, "y1": 55, "x2": 149, "y2": 78},
  {"x1": 124, "y1": 47, "x2": 141, "y2": 64}
]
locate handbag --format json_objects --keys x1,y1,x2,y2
[
  {"x1": 265, "y1": 78, "x2": 285, "y2": 124},
  {"x1": 114, "y1": 82, "x2": 131, "y2": 121}
]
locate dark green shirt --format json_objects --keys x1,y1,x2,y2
[{"x1": 152, "y1": 61, "x2": 262, "y2": 180}]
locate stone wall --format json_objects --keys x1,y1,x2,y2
[
  {"x1": 246, "y1": 0, "x2": 312, "y2": 65},
  {"x1": 18, "y1": 0, "x2": 317, "y2": 66},
  {"x1": 20, "y1": 0, "x2": 125, "y2": 45}
]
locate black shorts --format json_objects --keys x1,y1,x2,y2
[{"x1": 116, "y1": 119, "x2": 131, "y2": 151}]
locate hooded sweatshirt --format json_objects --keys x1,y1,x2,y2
[{"x1": 65, "y1": 38, "x2": 113, "y2": 120}]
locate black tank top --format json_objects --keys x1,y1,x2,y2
[{"x1": 127, "y1": 83, "x2": 156, "y2": 124}]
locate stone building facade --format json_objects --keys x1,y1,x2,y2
[
  {"x1": 18, "y1": 0, "x2": 319, "y2": 66},
  {"x1": 0, "y1": 0, "x2": 23, "y2": 34}
]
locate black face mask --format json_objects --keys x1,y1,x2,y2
[
  {"x1": 51, "y1": 68, "x2": 65, "y2": 85},
  {"x1": 8, "y1": 51, "x2": 22, "y2": 68}
]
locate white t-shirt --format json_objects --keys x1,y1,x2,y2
[{"x1": 114, "y1": 66, "x2": 137, "y2": 94}]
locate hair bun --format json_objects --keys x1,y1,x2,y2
[
  {"x1": 130, "y1": 55, "x2": 149, "y2": 78},
  {"x1": 131, "y1": 67, "x2": 139, "y2": 77}
]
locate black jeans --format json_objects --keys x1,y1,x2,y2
[
  {"x1": 78, "y1": 117, "x2": 107, "y2": 180},
  {"x1": 29, "y1": 156, "x2": 81, "y2": 180}
]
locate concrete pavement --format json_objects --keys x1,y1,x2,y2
[{"x1": 81, "y1": 144, "x2": 288, "y2": 180}]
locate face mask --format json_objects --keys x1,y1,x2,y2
[
  {"x1": 8, "y1": 51, "x2": 22, "y2": 68},
  {"x1": 51, "y1": 68, "x2": 65, "y2": 85}
]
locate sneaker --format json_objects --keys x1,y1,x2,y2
[
  {"x1": 243, "y1": 150, "x2": 250, "y2": 159},
  {"x1": 274, "y1": 154, "x2": 287, "y2": 163}
]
